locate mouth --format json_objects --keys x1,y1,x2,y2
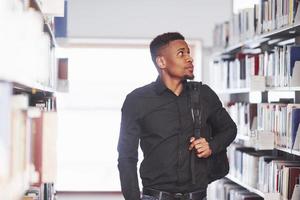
[{"x1": 186, "y1": 66, "x2": 194, "y2": 72}]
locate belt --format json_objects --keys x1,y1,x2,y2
[{"x1": 142, "y1": 188, "x2": 206, "y2": 200}]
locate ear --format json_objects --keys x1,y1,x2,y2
[{"x1": 156, "y1": 56, "x2": 166, "y2": 69}]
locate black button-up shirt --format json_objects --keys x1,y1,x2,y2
[{"x1": 118, "y1": 77, "x2": 237, "y2": 200}]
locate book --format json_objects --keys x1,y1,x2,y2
[
  {"x1": 288, "y1": 167, "x2": 300, "y2": 199},
  {"x1": 291, "y1": 108, "x2": 300, "y2": 150},
  {"x1": 56, "y1": 58, "x2": 69, "y2": 92},
  {"x1": 41, "y1": 0, "x2": 65, "y2": 17},
  {"x1": 31, "y1": 111, "x2": 58, "y2": 186},
  {"x1": 291, "y1": 184, "x2": 300, "y2": 200},
  {"x1": 0, "y1": 82, "x2": 12, "y2": 182},
  {"x1": 54, "y1": 0, "x2": 67, "y2": 37}
]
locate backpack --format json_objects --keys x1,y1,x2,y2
[{"x1": 187, "y1": 81, "x2": 229, "y2": 184}]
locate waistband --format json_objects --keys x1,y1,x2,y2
[{"x1": 142, "y1": 188, "x2": 206, "y2": 200}]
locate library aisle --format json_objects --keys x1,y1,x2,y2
[{"x1": 2, "y1": 0, "x2": 300, "y2": 200}]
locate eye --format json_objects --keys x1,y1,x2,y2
[{"x1": 177, "y1": 51, "x2": 184, "y2": 56}]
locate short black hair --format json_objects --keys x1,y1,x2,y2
[{"x1": 150, "y1": 32, "x2": 185, "y2": 67}]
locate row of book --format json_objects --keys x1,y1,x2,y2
[
  {"x1": 0, "y1": 82, "x2": 58, "y2": 200},
  {"x1": 210, "y1": 45, "x2": 300, "y2": 90},
  {"x1": 213, "y1": 0, "x2": 300, "y2": 49},
  {"x1": 226, "y1": 102, "x2": 257, "y2": 137},
  {"x1": 0, "y1": 0, "x2": 67, "y2": 91},
  {"x1": 227, "y1": 145, "x2": 300, "y2": 200},
  {"x1": 0, "y1": 0, "x2": 54, "y2": 87},
  {"x1": 209, "y1": 178, "x2": 263, "y2": 200},
  {"x1": 226, "y1": 102, "x2": 300, "y2": 150},
  {"x1": 210, "y1": 54, "x2": 251, "y2": 90},
  {"x1": 247, "y1": 45, "x2": 300, "y2": 88},
  {"x1": 257, "y1": 103, "x2": 300, "y2": 149}
]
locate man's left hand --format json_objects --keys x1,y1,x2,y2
[{"x1": 189, "y1": 137, "x2": 212, "y2": 158}]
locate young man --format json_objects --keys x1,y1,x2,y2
[{"x1": 118, "y1": 32, "x2": 237, "y2": 200}]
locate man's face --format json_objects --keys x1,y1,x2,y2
[{"x1": 158, "y1": 39, "x2": 194, "y2": 80}]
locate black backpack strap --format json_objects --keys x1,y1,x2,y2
[
  {"x1": 187, "y1": 81, "x2": 202, "y2": 184},
  {"x1": 188, "y1": 81, "x2": 202, "y2": 137}
]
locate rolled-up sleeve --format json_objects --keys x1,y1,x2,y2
[{"x1": 117, "y1": 94, "x2": 141, "y2": 200}]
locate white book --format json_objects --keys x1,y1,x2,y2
[
  {"x1": 291, "y1": 184, "x2": 300, "y2": 200},
  {"x1": 41, "y1": 111, "x2": 58, "y2": 183},
  {"x1": 41, "y1": 0, "x2": 65, "y2": 17},
  {"x1": 0, "y1": 82, "x2": 12, "y2": 182},
  {"x1": 291, "y1": 61, "x2": 300, "y2": 87}
]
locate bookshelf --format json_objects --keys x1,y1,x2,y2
[
  {"x1": 214, "y1": 88, "x2": 251, "y2": 94},
  {"x1": 213, "y1": 23, "x2": 300, "y2": 57},
  {"x1": 226, "y1": 174, "x2": 265, "y2": 198},
  {"x1": 0, "y1": 0, "x2": 65, "y2": 199},
  {"x1": 210, "y1": 1, "x2": 300, "y2": 199}
]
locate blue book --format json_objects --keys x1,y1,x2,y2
[
  {"x1": 54, "y1": 0, "x2": 68, "y2": 37},
  {"x1": 291, "y1": 108, "x2": 300, "y2": 149},
  {"x1": 289, "y1": 46, "x2": 300, "y2": 77}
]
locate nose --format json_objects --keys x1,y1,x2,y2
[{"x1": 186, "y1": 54, "x2": 193, "y2": 63}]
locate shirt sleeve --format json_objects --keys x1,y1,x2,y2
[
  {"x1": 204, "y1": 85, "x2": 237, "y2": 154},
  {"x1": 117, "y1": 94, "x2": 141, "y2": 200}
]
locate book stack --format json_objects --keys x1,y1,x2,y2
[
  {"x1": 227, "y1": 145, "x2": 300, "y2": 199},
  {"x1": 213, "y1": 0, "x2": 300, "y2": 49}
]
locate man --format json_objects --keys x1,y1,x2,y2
[{"x1": 118, "y1": 32, "x2": 237, "y2": 200}]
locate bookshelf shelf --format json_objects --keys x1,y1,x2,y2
[
  {"x1": 226, "y1": 175, "x2": 265, "y2": 197},
  {"x1": 292, "y1": 150, "x2": 300, "y2": 156},
  {"x1": 276, "y1": 146, "x2": 300, "y2": 156},
  {"x1": 214, "y1": 23, "x2": 300, "y2": 57},
  {"x1": 265, "y1": 86, "x2": 300, "y2": 91},
  {"x1": 215, "y1": 88, "x2": 251, "y2": 94},
  {"x1": 235, "y1": 134, "x2": 251, "y2": 141},
  {"x1": 215, "y1": 86, "x2": 300, "y2": 94},
  {"x1": 275, "y1": 146, "x2": 293, "y2": 154},
  {"x1": 13, "y1": 81, "x2": 55, "y2": 93},
  {"x1": 0, "y1": 76, "x2": 55, "y2": 93}
]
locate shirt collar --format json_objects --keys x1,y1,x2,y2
[
  {"x1": 154, "y1": 76, "x2": 167, "y2": 95},
  {"x1": 154, "y1": 76, "x2": 189, "y2": 95}
]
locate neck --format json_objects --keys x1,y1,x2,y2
[{"x1": 160, "y1": 76, "x2": 183, "y2": 96}]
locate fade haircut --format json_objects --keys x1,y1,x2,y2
[{"x1": 150, "y1": 32, "x2": 185, "y2": 67}]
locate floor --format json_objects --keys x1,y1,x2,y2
[{"x1": 56, "y1": 191, "x2": 124, "y2": 200}]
